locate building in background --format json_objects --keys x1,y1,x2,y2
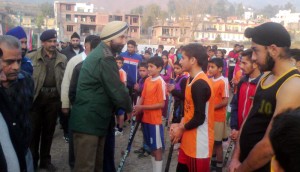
[
  {"x1": 151, "y1": 20, "x2": 191, "y2": 45},
  {"x1": 271, "y1": 10, "x2": 300, "y2": 42},
  {"x1": 244, "y1": 8, "x2": 254, "y2": 20},
  {"x1": 271, "y1": 10, "x2": 300, "y2": 26},
  {"x1": 193, "y1": 19, "x2": 259, "y2": 42},
  {"x1": 54, "y1": 1, "x2": 141, "y2": 41}
]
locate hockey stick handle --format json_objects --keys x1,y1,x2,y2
[
  {"x1": 117, "y1": 121, "x2": 141, "y2": 172},
  {"x1": 223, "y1": 140, "x2": 235, "y2": 167},
  {"x1": 164, "y1": 144, "x2": 174, "y2": 172}
]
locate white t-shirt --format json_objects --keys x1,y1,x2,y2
[
  {"x1": 0, "y1": 112, "x2": 20, "y2": 172},
  {"x1": 73, "y1": 48, "x2": 80, "y2": 55}
]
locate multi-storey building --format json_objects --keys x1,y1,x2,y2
[
  {"x1": 151, "y1": 21, "x2": 191, "y2": 45},
  {"x1": 54, "y1": 1, "x2": 141, "y2": 41},
  {"x1": 193, "y1": 17, "x2": 259, "y2": 42},
  {"x1": 271, "y1": 10, "x2": 300, "y2": 26}
]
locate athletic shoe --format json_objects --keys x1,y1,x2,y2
[
  {"x1": 138, "y1": 151, "x2": 150, "y2": 158},
  {"x1": 64, "y1": 136, "x2": 69, "y2": 143},
  {"x1": 115, "y1": 131, "x2": 123, "y2": 136},
  {"x1": 133, "y1": 147, "x2": 144, "y2": 154},
  {"x1": 63, "y1": 133, "x2": 69, "y2": 143}
]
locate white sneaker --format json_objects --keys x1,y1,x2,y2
[{"x1": 115, "y1": 131, "x2": 123, "y2": 136}]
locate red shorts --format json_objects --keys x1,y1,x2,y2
[{"x1": 178, "y1": 149, "x2": 210, "y2": 172}]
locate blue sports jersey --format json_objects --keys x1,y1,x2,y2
[{"x1": 120, "y1": 51, "x2": 142, "y2": 87}]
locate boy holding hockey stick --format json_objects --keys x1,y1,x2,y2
[{"x1": 133, "y1": 57, "x2": 166, "y2": 172}]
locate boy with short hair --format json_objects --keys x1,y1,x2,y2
[
  {"x1": 168, "y1": 60, "x2": 188, "y2": 123},
  {"x1": 134, "y1": 61, "x2": 149, "y2": 97},
  {"x1": 115, "y1": 56, "x2": 127, "y2": 135},
  {"x1": 207, "y1": 58, "x2": 229, "y2": 172},
  {"x1": 116, "y1": 56, "x2": 127, "y2": 86},
  {"x1": 270, "y1": 108, "x2": 300, "y2": 172},
  {"x1": 143, "y1": 50, "x2": 151, "y2": 62},
  {"x1": 170, "y1": 43, "x2": 215, "y2": 172},
  {"x1": 133, "y1": 57, "x2": 166, "y2": 172},
  {"x1": 133, "y1": 61, "x2": 151, "y2": 157}
]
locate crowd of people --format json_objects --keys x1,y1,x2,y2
[{"x1": 1, "y1": 20, "x2": 300, "y2": 172}]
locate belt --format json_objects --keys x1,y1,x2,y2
[{"x1": 40, "y1": 87, "x2": 57, "y2": 93}]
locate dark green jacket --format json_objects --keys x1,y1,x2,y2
[{"x1": 70, "y1": 42, "x2": 132, "y2": 136}]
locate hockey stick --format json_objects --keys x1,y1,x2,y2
[
  {"x1": 223, "y1": 140, "x2": 235, "y2": 167},
  {"x1": 165, "y1": 95, "x2": 174, "y2": 127},
  {"x1": 164, "y1": 144, "x2": 174, "y2": 172},
  {"x1": 117, "y1": 117, "x2": 141, "y2": 172}
]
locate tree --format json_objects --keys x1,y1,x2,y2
[
  {"x1": 283, "y1": 2, "x2": 296, "y2": 12},
  {"x1": 33, "y1": 2, "x2": 54, "y2": 32},
  {"x1": 39, "y1": 2, "x2": 54, "y2": 18},
  {"x1": 235, "y1": 3, "x2": 244, "y2": 17},
  {"x1": 171, "y1": 0, "x2": 215, "y2": 41},
  {"x1": 228, "y1": 4, "x2": 236, "y2": 16},
  {"x1": 167, "y1": 0, "x2": 177, "y2": 17},
  {"x1": 214, "y1": 0, "x2": 227, "y2": 17},
  {"x1": 130, "y1": 6, "x2": 144, "y2": 15},
  {"x1": 142, "y1": 4, "x2": 167, "y2": 27},
  {"x1": 207, "y1": 5, "x2": 213, "y2": 14},
  {"x1": 36, "y1": 13, "x2": 44, "y2": 31},
  {"x1": 135, "y1": 4, "x2": 168, "y2": 34},
  {"x1": 260, "y1": 4, "x2": 279, "y2": 18}
]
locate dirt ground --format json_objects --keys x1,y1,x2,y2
[{"x1": 38, "y1": 121, "x2": 232, "y2": 172}]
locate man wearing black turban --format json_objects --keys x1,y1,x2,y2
[{"x1": 229, "y1": 22, "x2": 300, "y2": 172}]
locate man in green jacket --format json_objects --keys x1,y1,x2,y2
[
  {"x1": 27, "y1": 29, "x2": 67, "y2": 171},
  {"x1": 70, "y1": 21, "x2": 132, "y2": 172}
]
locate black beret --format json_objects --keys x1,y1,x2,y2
[
  {"x1": 71, "y1": 32, "x2": 80, "y2": 39},
  {"x1": 244, "y1": 22, "x2": 291, "y2": 47},
  {"x1": 40, "y1": 29, "x2": 57, "y2": 42}
]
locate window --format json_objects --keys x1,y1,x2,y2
[
  {"x1": 131, "y1": 28, "x2": 137, "y2": 33},
  {"x1": 90, "y1": 16, "x2": 95, "y2": 22},
  {"x1": 81, "y1": 16, "x2": 86, "y2": 22},
  {"x1": 77, "y1": 7, "x2": 84, "y2": 13},
  {"x1": 115, "y1": 16, "x2": 122, "y2": 21},
  {"x1": 132, "y1": 17, "x2": 138, "y2": 23},
  {"x1": 162, "y1": 28, "x2": 169, "y2": 35},
  {"x1": 66, "y1": 14, "x2": 71, "y2": 21},
  {"x1": 67, "y1": 25, "x2": 73, "y2": 32},
  {"x1": 66, "y1": 4, "x2": 71, "y2": 11}
]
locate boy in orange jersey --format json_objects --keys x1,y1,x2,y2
[
  {"x1": 115, "y1": 56, "x2": 127, "y2": 135},
  {"x1": 133, "y1": 56, "x2": 166, "y2": 172},
  {"x1": 116, "y1": 56, "x2": 127, "y2": 86},
  {"x1": 170, "y1": 43, "x2": 215, "y2": 172},
  {"x1": 208, "y1": 58, "x2": 230, "y2": 172}
]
